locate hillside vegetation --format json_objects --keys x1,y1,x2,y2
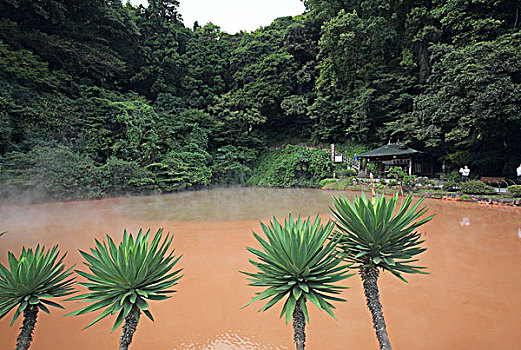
[{"x1": 1, "y1": 0, "x2": 520, "y2": 201}]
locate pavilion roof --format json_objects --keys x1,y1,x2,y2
[{"x1": 358, "y1": 143, "x2": 420, "y2": 158}]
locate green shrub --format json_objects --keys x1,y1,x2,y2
[
  {"x1": 327, "y1": 179, "x2": 351, "y2": 190},
  {"x1": 507, "y1": 185, "x2": 521, "y2": 197},
  {"x1": 387, "y1": 166, "x2": 407, "y2": 180},
  {"x1": 99, "y1": 157, "x2": 156, "y2": 195},
  {"x1": 446, "y1": 170, "x2": 462, "y2": 182},
  {"x1": 248, "y1": 145, "x2": 332, "y2": 187},
  {"x1": 387, "y1": 179, "x2": 398, "y2": 187},
  {"x1": 442, "y1": 181, "x2": 460, "y2": 192},
  {"x1": 461, "y1": 180, "x2": 496, "y2": 195},
  {"x1": 147, "y1": 149, "x2": 212, "y2": 192},
  {"x1": 403, "y1": 175, "x2": 417, "y2": 187},
  {"x1": 210, "y1": 145, "x2": 254, "y2": 184},
  {"x1": 319, "y1": 178, "x2": 338, "y2": 187},
  {"x1": 336, "y1": 168, "x2": 357, "y2": 177},
  {"x1": 423, "y1": 180, "x2": 435, "y2": 186},
  {"x1": 0, "y1": 144, "x2": 102, "y2": 200},
  {"x1": 458, "y1": 194, "x2": 476, "y2": 201},
  {"x1": 333, "y1": 160, "x2": 357, "y2": 178}
]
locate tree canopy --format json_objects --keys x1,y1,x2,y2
[{"x1": 1, "y1": 0, "x2": 519, "y2": 200}]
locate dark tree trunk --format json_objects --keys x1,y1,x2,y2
[
  {"x1": 360, "y1": 266, "x2": 392, "y2": 350},
  {"x1": 292, "y1": 299, "x2": 306, "y2": 350},
  {"x1": 119, "y1": 309, "x2": 141, "y2": 350},
  {"x1": 15, "y1": 305, "x2": 39, "y2": 350}
]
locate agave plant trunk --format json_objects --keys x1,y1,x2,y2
[
  {"x1": 119, "y1": 309, "x2": 141, "y2": 350},
  {"x1": 360, "y1": 267, "x2": 392, "y2": 350},
  {"x1": 292, "y1": 299, "x2": 306, "y2": 350},
  {"x1": 15, "y1": 305, "x2": 39, "y2": 350}
]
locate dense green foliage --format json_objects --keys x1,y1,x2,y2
[
  {"x1": 242, "y1": 215, "x2": 351, "y2": 322},
  {"x1": 460, "y1": 180, "x2": 496, "y2": 195},
  {"x1": 248, "y1": 145, "x2": 332, "y2": 187},
  {"x1": 1, "y1": 0, "x2": 519, "y2": 201},
  {"x1": 507, "y1": 185, "x2": 521, "y2": 197},
  {"x1": 442, "y1": 181, "x2": 460, "y2": 192}
]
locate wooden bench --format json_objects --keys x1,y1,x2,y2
[{"x1": 480, "y1": 177, "x2": 505, "y2": 183}]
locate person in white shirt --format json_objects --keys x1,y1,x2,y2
[
  {"x1": 459, "y1": 165, "x2": 470, "y2": 182},
  {"x1": 517, "y1": 163, "x2": 521, "y2": 184}
]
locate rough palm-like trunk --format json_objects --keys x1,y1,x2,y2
[
  {"x1": 360, "y1": 266, "x2": 392, "y2": 350},
  {"x1": 119, "y1": 309, "x2": 141, "y2": 350},
  {"x1": 16, "y1": 305, "x2": 39, "y2": 350},
  {"x1": 292, "y1": 299, "x2": 306, "y2": 350}
]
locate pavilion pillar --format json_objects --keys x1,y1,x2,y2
[{"x1": 408, "y1": 157, "x2": 412, "y2": 176}]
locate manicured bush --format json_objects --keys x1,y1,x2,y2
[
  {"x1": 387, "y1": 166, "x2": 407, "y2": 180},
  {"x1": 461, "y1": 180, "x2": 496, "y2": 195},
  {"x1": 403, "y1": 175, "x2": 418, "y2": 187},
  {"x1": 387, "y1": 179, "x2": 398, "y2": 187},
  {"x1": 442, "y1": 181, "x2": 460, "y2": 192},
  {"x1": 507, "y1": 185, "x2": 521, "y2": 197}
]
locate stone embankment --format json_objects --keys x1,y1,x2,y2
[{"x1": 420, "y1": 192, "x2": 521, "y2": 207}]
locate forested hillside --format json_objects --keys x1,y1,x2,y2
[{"x1": 1, "y1": 0, "x2": 520, "y2": 201}]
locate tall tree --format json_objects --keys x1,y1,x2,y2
[
  {"x1": 331, "y1": 193, "x2": 433, "y2": 350},
  {"x1": 131, "y1": 0, "x2": 190, "y2": 99},
  {"x1": 409, "y1": 33, "x2": 521, "y2": 174}
]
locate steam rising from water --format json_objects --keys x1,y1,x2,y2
[
  {"x1": 118, "y1": 186, "x2": 346, "y2": 221},
  {"x1": 1, "y1": 187, "x2": 521, "y2": 349}
]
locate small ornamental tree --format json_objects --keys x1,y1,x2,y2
[
  {"x1": 68, "y1": 228, "x2": 182, "y2": 350},
  {"x1": 242, "y1": 215, "x2": 352, "y2": 350},
  {"x1": 461, "y1": 180, "x2": 496, "y2": 195},
  {"x1": 331, "y1": 193, "x2": 433, "y2": 350},
  {"x1": 0, "y1": 246, "x2": 75, "y2": 350}
]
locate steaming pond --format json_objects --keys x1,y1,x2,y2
[{"x1": 1, "y1": 187, "x2": 521, "y2": 349}]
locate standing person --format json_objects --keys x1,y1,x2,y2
[
  {"x1": 459, "y1": 165, "x2": 470, "y2": 182},
  {"x1": 517, "y1": 163, "x2": 521, "y2": 184}
]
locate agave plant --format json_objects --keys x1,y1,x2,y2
[
  {"x1": 68, "y1": 228, "x2": 182, "y2": 350},
  {"x1": 242, "y1": 215, "x2": 352, "y2": 350},
  {"x1": 331, "y1": 192, "x2": 434, "y2": 350},
  {"x1": 0, "y1": 245, "x2": 75, "y2": 350}
]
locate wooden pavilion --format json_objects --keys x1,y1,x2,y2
[{"x1": 358, "y1": 143, "x2": 433, "y2": 177}]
